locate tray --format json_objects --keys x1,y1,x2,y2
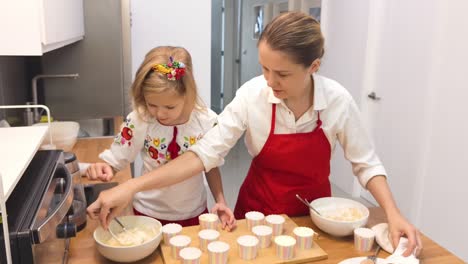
[{"x1": 160, "y1": 214, "x2": 327, "y2": 263}]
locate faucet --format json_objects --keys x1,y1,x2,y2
[{"x1": 31, "y1": 74, "x2": 79, "y2": 123}]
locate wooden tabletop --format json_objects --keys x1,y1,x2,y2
[{"x1": 68, "y1": 138, "x2": 465, "y2": 264}]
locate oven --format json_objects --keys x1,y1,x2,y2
[{"x1": 1, "y1": 150, "x2": 76, "y2": 264}]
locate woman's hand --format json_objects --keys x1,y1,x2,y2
[
  {"x1": 86, "y1": 162, "x2": 114, "y2": 182},
  {"x1": 211, "y1": 203, "x2": 237, "y2": 232},
  {"x1": 86, "y1": 180, "x2": 135, "y2": 229},
  {"x1": 387, "y1": 211, "x2": 423, "y2": 257}
]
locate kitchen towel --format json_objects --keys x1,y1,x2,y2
[{"x1": 371, "y1": 223, "x2": 419, "y2": 264}]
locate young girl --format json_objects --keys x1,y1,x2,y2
[{"x1": 86, "y1": 46, "x2": 235, "y2": 228}]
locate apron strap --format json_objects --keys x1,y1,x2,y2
[{"x1": 270, "y1": 104, "x2": 277, "y2": 134}]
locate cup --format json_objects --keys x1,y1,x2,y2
[
  {"x1": 162, "y1": 223, "x2": 182, "y2": 244},
  {"x1": 274, "y1": 235, "x2": 296, "y2": 260},
  {"x1": 199, "y1": 213, "x2": 219, "y2": 230},
  {"x1": 245, "y1": 211, "x2": 265, "y2": 230},
  {"x1": 179, "y1": 247, "x2": 202, "y2": 264},
  {"x1": 237, "y1": 235, "x2": 259, "y2": 260},
  {"x1": 293, "y1": 226, "x2": 315, "y2": 249},
  {"x1": 198, "y1": 229, "x2": 220, "y2": 251},
  {"x1": 207, "y1": 241, "x2": 230, "y2": 264},
  {"x1": 252, "y1": 225, "x2": 273, "y2": 248},
  {"x1": 169, "y1": 235, "x2": 191, "y2": 259},
  {"x1": 265, "y1": 214, "x2": 285, "y2": 236},
  {"x1": 354, "y1": 227, "x2": 375, "y2": 252}
]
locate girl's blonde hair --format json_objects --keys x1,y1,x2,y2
[
  {"x1": 131, "y1": 46, "x2": 203, "y2": 120},
  {"x1": 259, "y1": 11, "x2": 324, "y2": 67}
]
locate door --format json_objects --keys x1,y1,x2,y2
[{"x1": 239, "y1": 0, "x2": 288, "y2": 86}]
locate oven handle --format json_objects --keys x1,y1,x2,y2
[{"x1": 31, "y1": 163, "x2": 75, "y2": 244}]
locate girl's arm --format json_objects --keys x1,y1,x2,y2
[
  {"x1": 366, "y1": 176, "x2": 422, "y2": 257},
  {"x1": 205, "y1": 167, "x2": 236, "y2": 231}
]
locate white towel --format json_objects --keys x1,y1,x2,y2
[{"x1": 371, "y1": 223, "x2": 419, "y2": 264}]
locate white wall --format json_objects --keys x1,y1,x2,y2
[
  {"x1": 323, "y1": 0, "x2": 468, "y2": 261},
  {"x1": 130, "y1": 0, "x2": 212, "y2": 107}
]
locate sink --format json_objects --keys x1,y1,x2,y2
[{"x1": 74, "y1": 118, "x2": 116, "y2": 138}]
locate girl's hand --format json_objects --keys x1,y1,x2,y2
[
  {"x1": 86, "y1": 181, "x2": 134, "y2": 229},
  {"x1": 211, "y1": 203, "x2": 237, "y2": 232},
  {"x1": 86, "y1": 162, "x2": 114, "y2": 182},
  {"x1": 388, "y1": 212, "x2": 423, "y2": 257}
]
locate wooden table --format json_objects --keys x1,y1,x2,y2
[{"x1": 67, "y1": 138, "x2": 465, "y2": 264}]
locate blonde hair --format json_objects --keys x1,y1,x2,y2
[
  {"x1": 259, "y1": 11, "x2": 324, "y2": 67},
  {"x1": 131, "y1": 46, "x2": 204, "y2": 120}
]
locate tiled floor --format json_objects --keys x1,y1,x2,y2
[{"x1": 206, "y1": 138, "x2": 373, "y2": 209}]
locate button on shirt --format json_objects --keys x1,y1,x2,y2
[{"x1": 190, "y1": 74, "x2": 386, "y2": 188}]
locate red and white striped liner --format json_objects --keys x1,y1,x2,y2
[
  {"x1": 354, "y1": 227, "x2": 375, "y2": 252},
  {"x1": 237, "y1": 235, "x2": 259, "y2": 260},
  {"x1": 274, "y1": 235, "x2": 296, "y2": 260},
  {"x1": 169, "y1": 235, "x2": 191, "y2": 260},
  {"x1": 293, "y1": 226, "x2": 315, "y2": 249},
  {"x1": 252, "y1": 225, "x2": 273, "y2": 248},
  {"x1": 265, "y1": 214, "x2": 285, "y2": 236},
  {"x1": 199, "y1": 213, "x2": 219, "y2": 230},
  {"x1": 198, "y1": 229, "x2": 220, "y2": 251},
  {"x1": 207, "y1": 241, "x2": 230, "y2": 264},
  {"x1": 245, "y1": 211, "x2": 265, "y2": 230},
  {"x1": 162, "y1": 223, "x2": 182, "y2": 244},
  {"x1": 179, "y1": 247, "x2": 202, "y2": 264}
]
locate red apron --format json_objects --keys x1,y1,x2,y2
[{"x1": 234, "y1": 104, "x2": 331, "y2": 218}]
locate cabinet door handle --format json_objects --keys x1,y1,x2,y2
[{"x1": 368, "y1": 92, "x2": 381, "y2": 101}]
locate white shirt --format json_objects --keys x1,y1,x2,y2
[
  {"x1": 100, "y1": 108, "x2": 217, "y2": 220},
  {"x1": 190, "y1": 74, "x2": 386, "y2": 188}
]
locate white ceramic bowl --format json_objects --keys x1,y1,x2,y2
[
  {"x1": 93, "y1": 215, "x2": 162, "y2": 262},
  {"x1": 33, "y1": 121, "x2": 79, "y2": 151},
  {"x1": 309, "y1": 197, "x2": 369, "y2": 237}
]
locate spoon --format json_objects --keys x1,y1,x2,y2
[
  {"x1": 295, "y1": 194, "x2": 322, "y2": 216},
  {"x1": 360, "y1": 245, "x2": 381, "y2": 264}
]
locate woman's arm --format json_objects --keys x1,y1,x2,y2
[
  {"x1": 205, "y1": 167, "x2": 236, "y2": 231},
  {"x1": 366, "y1": 175, "x2": 422, "y2": 256}
]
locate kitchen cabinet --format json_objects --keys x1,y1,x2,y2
[{"x1": 0, "y1": 0, "x2": 84, "y2": 56}]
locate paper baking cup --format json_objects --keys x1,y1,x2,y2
[
  {"x1": 207, "y1": 241, "x2": 230, "y2": 264},
  {"x1": 199, "y1": 213, "x2": 219, "y2": 230},
  {"x1": 252, "y1": 225, "x2": 273, "y2": 248},
  {"x1": 354, "y1": 227, "x2": 375, "y2": 252},
  {"x1": 265, "y1": 214, "x2": 285, "y2": 236},
  {"x1": 198, "y1": 229, "x2": 220, "y2": 251},
  {"x1": 245, "y1": 211, "x2": 265, "y2": 230},
  {"x1": 237, "y1": 235, "x2": 259, "y2": 260},
  {"x1": 162, "y1": 223, "x2": 182, "y2": 244},
  {"x1": 179, "y1": 247, "x2": 202, "y2": 264},
  {"x1": 274, "y1": 235, "x2": 296, "y2": 260},
  {"x1": 293, "y1": 226, "x2": 315, "y2": 249},
  {"x1": 169, "y1": 235, "x2": 191, "y2": 259}
]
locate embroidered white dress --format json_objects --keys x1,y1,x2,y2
[{"x1": 100, "y1": 108, "x2": 218, "y2": 220}]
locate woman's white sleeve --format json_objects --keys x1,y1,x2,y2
[
  {"x1": 190, "y1": 89, "x2": 249, "y2": 171},
  {"x1": 337, "y1": 99, "x2": 387, "y2": 189},
  {"x1": 99, "y1": 112, "x2": 147, "y2": 171}
]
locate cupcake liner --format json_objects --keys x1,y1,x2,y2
[
  {"x1": 265, "y1": 214, "x2": 285, "y2": 236},
  {"x1": 354, "y1": 227, "x2": 375, "y2": 252},
  {"x1": 237, "y1": 235, "x2": 259, "y2": 260},
  {"x1": 293, "y1": 226, "x2": 315, "y2": 249},
  {"x1": 252, "y1": 225, "x2": 273, "y2": 248},
  {"x1": 179, "y1": 247, "x2": 202, "y2": 264},
  {"x1": 199, "y1": 213, "x2": 219, "y2": 230},
  {"x1": 198, "y1": 229, "x2": 220, "y2": 251},
  {"x1": 207, "y1": 241, "x2": 230, "y2": 264},
  {"x1": 245, "y1": 211, "x2": 265, "y2": 230},
  {"x1": 274, "y1": 235, "x2": 296, "y2": 260},
  {"x1": 169, "y1": 235, "x2": 191, "y2": 259},
  {"x1": 162, "y1": 223, "x2": 182, "y2": 244}
]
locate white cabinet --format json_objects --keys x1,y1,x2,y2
[{"x1": 0, "y1": 0, "x2": 84, "y2": 56}]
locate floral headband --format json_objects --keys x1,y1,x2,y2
[{"x1": 152, "y1": 56, "x2": 186, "y2": 81}]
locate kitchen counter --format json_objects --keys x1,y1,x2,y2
[{"x1": 68, "y1": 138, "x2": 465, "y2": 264}]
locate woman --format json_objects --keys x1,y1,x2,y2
[{"x1": 88, "y1": 11, "x2": 422, "y2": 256}]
